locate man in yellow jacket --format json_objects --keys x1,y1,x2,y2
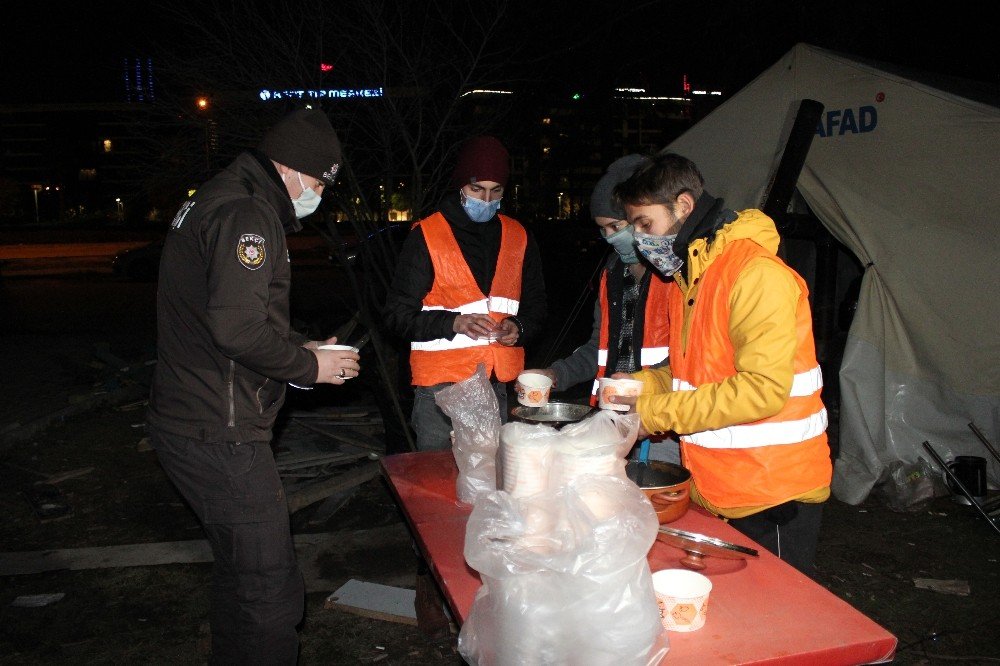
[{"x1": 611, "y1": 152, "x2": 832, "y2": 575}]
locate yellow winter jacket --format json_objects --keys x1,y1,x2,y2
[{"x1": 633, "y1": 209, "x2": 830, "y2": 519}]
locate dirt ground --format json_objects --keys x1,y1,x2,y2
[{"x1": 2, "y1": 255, "x2": 999, "y2": 665}]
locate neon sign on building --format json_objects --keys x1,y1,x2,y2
[{"x1": 259, "y1": 88, "x2": 384, "y2": 101}]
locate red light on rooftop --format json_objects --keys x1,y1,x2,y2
[{"x1": 320, "y1": 63, "x2": 334, "y2": 72}]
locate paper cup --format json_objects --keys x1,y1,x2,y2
[
  {"x1": 317, "y1": 344, "x2": 359, "y2": 353},
  {"x1": 317, "y1": 344, "x2": 359, "y2": 380},
  {"x1": 517, "y1": 373, "x2": 553, "y2": 407},
  {"x1": 554, "y1": 452, "x2": 620, "y2": 486},
  {"x1": 651, "y1": 569, "x2": 712, "y2": 632},
  {"x1": 597, "y1": 377, "x2": 643, "y2": 412},
  {"x1": 501, "y1": 444, "x2": 550, "y2": 497}
]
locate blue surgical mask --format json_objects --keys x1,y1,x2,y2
[
  {"x1": 634, "y1": 230, "x2": 683, "y2": 276},
  {"x1": 604, "y1": 225, "x2": 638, "y2": 264},
  {"x1": 288, "y1": 171, "x2": 322, "y2": 219},
  {"x1": 460, "y1": 189, "x2": 501, "y2": 223}
]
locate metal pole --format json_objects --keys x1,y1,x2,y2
[
  {"x1": 922, "y1": 441, "x2": 1000, "y2": 536},
  {"x1": 968, "y1": 422, "x2": 1000, "y2": 465},
  {"x1": 761, "y1": 99, "x2": 825, "y2": 219},
  {"x1": 326, "y1": 219, "x2": 417, "y2": 452}
]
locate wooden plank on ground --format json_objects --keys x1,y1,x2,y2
[
  {"x1": 276, "y1": 451, "x2": 368, "y2": 469},
  {"x1": 325, "y1": 579, "x2": 417, "y2": 625},
  {"x1": 0, "y1": 540, "x2": 214, "y2": 575},
  {"x1": 290, "y1": 419, "x2": 383, "y2": 451},
  {"x1": 44, "y1": 467, "x2": 95, "y2": 484},
  {"x1": 286, "y1": 461, "x2": 380, "y2": 513},
  {"x1": 0, "y1": 525, "x2": 412, "y2": 577}
]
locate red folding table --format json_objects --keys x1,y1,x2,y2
[{"x1": 381, "y1": 451, "x2": 897, "y2": 665}]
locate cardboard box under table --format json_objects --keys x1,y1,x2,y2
[{"x1": 381, "y1": 451, "x2": 897, "y2": 665}]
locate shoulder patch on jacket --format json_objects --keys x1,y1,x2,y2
[
  {"x1": 237, "y1": 233, "x2": 266, "y2": 270},
  {"x1": 171, "y1": 200, "x2": 196, "y2": 229}
]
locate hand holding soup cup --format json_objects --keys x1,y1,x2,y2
[
  {"x1": 598, "y1": 374, "x2": 643, "y2": 412},
  {"x1": 516, "y1": 371, "x2": 554, "y2": 407},
  {"x1": 313, "y1": 337, "x2": 361, "y2": 384}
]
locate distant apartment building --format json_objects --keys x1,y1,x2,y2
[
  {"x1": 0, "y1": 58, "x2": 168, "y2": 225},
  {"x1": 462, "y1": 82, "x2": 723, "y2": 222}
]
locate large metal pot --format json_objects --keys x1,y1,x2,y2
[{"x1": 625, "y1": 460, "x2": 691, "y2": 524}]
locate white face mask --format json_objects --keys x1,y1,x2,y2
[{"x1": 286, "y1": 171, "x2": 322, "y2": 219}]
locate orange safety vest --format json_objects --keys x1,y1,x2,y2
[
  {"x1": 591, "y1": 266, "x2": 672, "y2": 405},
  {"x1": 409, "y1": 212, "x2": 527, "y2": 385},
  {"x1": 669, "y1": 240, "x2": 831, "y2": 508}
]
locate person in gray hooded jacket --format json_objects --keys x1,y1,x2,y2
[
  {"x1": 521, "y1": 154, "x2": 680, "y2": 463},
  {"x1": 148, "y1": 108, "x2": 358, "y2": 665}
]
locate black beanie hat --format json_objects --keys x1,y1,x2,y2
[
  {"x1": 590, "y1": 154, "x2": 648, "y2": 219},
  {"x1": 449, "y1": 136, "x2": 510, "y2": 189},
  {"x1": 259, "y1": 108, "x2": 343, "y2": 186}
]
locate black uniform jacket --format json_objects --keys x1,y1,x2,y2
[
  {"x1": 147, "y1": 151, "x2": 318, "y2": 443},
  {"x1": 382, "y1": 194, "x2": 547, "y2": 349}
]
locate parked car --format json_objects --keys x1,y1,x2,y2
[{"x1": 112, "y1": 240, "x2": 163, "y2": 281}]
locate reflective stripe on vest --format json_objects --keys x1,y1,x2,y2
[
  {"x1": 412, "y1": 296, "x2": 522, "y2": 351},
  {"x1": 673, "y1": 365, "x2": 823, "y2": 397},
  {"x1": 591, "y1": 266, "x2": 672, "y2": 403},
  {"x1": 487, "y1": 296, "x2": 520, "y2": 315},
  {"x1": 683, "y1": 408, "x2": 828, "y2": 448},
  {"x1": 673, "y1": 367, "x2": 825, "y2": 448},
  {"x1": 597, "y1": 346, "x2": 669, "y2": 367},
  {"x1": 593, "y1": 346, "x2": 670, "y2": 394}
]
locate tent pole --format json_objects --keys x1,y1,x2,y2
[
  {"x1": 761, "y1": 98, "x2": 841, "y2": 406},
  {"x1": 761, "y1": 99, "x2": 824, "y2": 220},
  {"x1": 813, "y1": 232, "x2": 839, "y2": 361}
]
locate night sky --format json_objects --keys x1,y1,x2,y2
[{"x1": 2, "y1": 1, "x2": 996, "y2": 104}]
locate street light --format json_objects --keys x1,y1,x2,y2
[
  {"x1": 115, "y1": 197, "x2": 124, "y2": 222},
  {"x1": 196, "y1": 96, "x2": 211, "y2": 172},
  {"x1": 32, "y1": 184, "x2": 42, "y2": 224}
]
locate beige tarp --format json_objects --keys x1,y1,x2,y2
[{"x1": 666, "y1": 43, "x2": 1000, "y2": 503}]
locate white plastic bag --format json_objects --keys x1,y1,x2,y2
[
  {"x1": 435, "y1": 364, "x2": 501, "y2": 504},
  {"x1": 876, "y1": 457, "x2": 947, "y2": 512},
  {"x1": 458, "y1": 475, "x2": 668, "y2": 665},
  {"x1": 556, "y1": 409, "x2": 639, "y2": 458},
  {"x1": 552, "y1": 410, "x2": 639, "y2": 487}
]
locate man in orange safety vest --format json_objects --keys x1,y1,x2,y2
[
  {"x1": 383, "y1": 136, "x2": 547, "y2": 451},
  {"x1": 611, "y1": 152, "x2": 832, "y2": 575}
]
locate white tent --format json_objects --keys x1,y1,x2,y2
[{"x1": 666, "y1": 43, "x2": 1000, "y2": 503}]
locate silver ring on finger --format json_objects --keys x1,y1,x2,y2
[{"x1": 339, "y1": 369, "x2": 346, "y2": 378}]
